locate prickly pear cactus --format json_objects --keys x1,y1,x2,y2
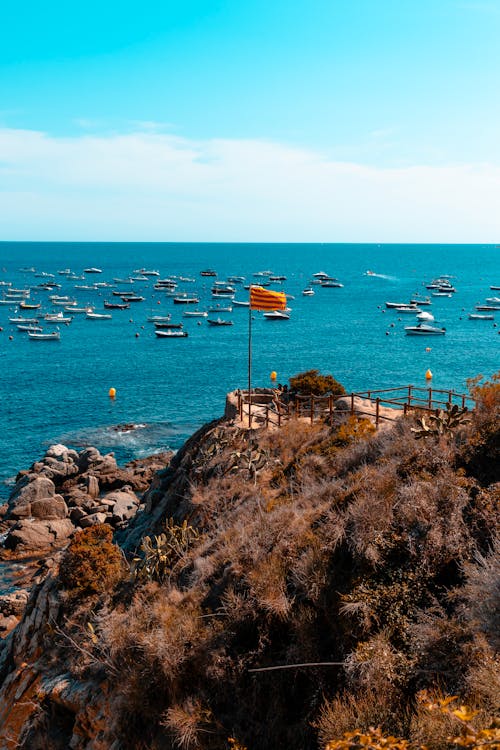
[{"x1": 411, "y1": 403, "x2": 469, "y2": 440}]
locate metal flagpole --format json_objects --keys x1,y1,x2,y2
[{"x1": 248, "y1": 287, "x2": 252, "y2": 428}]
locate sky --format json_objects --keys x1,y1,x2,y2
[{"x1": 1, "y1": 0, "x2": 500, "y2": 242}]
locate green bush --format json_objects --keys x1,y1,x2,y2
[
  {"x1": 59, "y1": 524, "x2": 124, "y2": 596},
  {"x1": 289, "y1": 369, "x2": 346, "y2": 396}
]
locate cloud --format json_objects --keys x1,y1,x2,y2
[{"x1": 0, "y1": 126, "x2": 499, "y2": 241}]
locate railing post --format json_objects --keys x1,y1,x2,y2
[
  {"x1": 265, "y1": 406, "x2": 269, "y2": 429},
  {"x1": 408, "y1": 385, "x2": 412, "y2": 408},
  {"x1": 249, "y1": 391, "x2": 253, "y2": 429},
  {"x1": 329, "y1": 394, "x2": 333, "y2": 420},
  {"x1": 376, "y1": 397, "x2": 380, "y2": 427},
  {"x1": 310, "y1": 395, "x2": 314, "y2": 424},
  {"x1": 462, "y1": 395, "x2": 466, "y2": 409},
  {"x1": 428, "y1": 387, "x2": 433, "y2": 410},
  {"x1": 350, "y1": 393, "x2": 354, "y2": 415},
  {"x1": 448, "y1": 390, "x2": 452, "y2": 407},
  {"x1": 278, "y1": 410, "x2": 281, "y2": 428}
]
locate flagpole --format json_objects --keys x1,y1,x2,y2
[{"x1": 248, "y1": 286, "x2": 252, "y2": 428}]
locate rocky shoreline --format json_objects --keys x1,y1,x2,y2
[{"x1": 0, "y1": 442, "x2": 173, "y2": 636}]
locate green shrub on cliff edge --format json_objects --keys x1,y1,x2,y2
[
  {"x1": 59, "y1": 524, "x2": 124, "y2": 596},
  {"x1": 289, "y1": 369, "x2": 346, "y2": 396}
]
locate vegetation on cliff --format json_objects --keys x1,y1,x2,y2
[{"x1": 1, "y1": 374, "x2": 499, "y2": 750}]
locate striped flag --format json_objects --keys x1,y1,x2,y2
[{"x1": 250, "y1": 286, "x2": 287, "y2": 311}]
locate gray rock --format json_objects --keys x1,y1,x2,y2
[
  {"x1": 30, "y1": 495, "x2": 68, "y2": 520},
  {"x1": 45, "y1": 444, "x2": 79, "y2": 462},
  {"x1": 77, "y1": 447, "x2": 102, "y2": 472},
  {"x1": 106, "y1": 491, "x2": 139, "y2": 523},
  {"x1": 9, "y1": 475, "x2": 55, "y2": 505},
  {"x1": 5, "y1": 518, "x2": 75, "y2": 551},
  {"x1": 79, "y1": 512, "x2": 107, "y2": 528},
  {"x1": 69, "y1": 507, "x2": 88, "y2": 524}
]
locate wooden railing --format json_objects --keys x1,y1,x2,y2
[{"x1": 236, "y1": 386, "x2": 475, "y2": 429}]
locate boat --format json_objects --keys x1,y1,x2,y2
[
  {"x1": 183, "y1": 310, "x2": 208, "y2": 317},
  {"x1": 64, "y1": 306, "x2": 93, "y2": 314},
  {"x1": 232, "y1": 300, "x2": 250, "y2": 307},
  {"x1": 485, "y1": 297, "x2": 500, "y2": 304},
  {"x1": 200, "y1": 269, "x2": 217, "y2": 277},
  {"x1": 28, "y1": 331, "x2": 60, "y2": 341},
  {"x1": 416, "y1": 311, "x2": 435, "y2": 322},
  {"x1": 490, "y1": 285, "x2": 500, "y2": 291},
  {"x1": 45, "y1": 313, "x2": 72, "y2": 324},
  {"x1": 475, "y1": 305, "x2": 500, "y2": 311},
  {"x1": 84, "y1": 267, "x2": 102, "y2": 274},
  {"x1": 207, "y1": 318, "x2": 233, "y2": 326},
  {"x1": 75, "y1": 285, "x2": 98, "y2": 291},
  {"x1": 302, "y1": 288, "x2": 315, "y2": 296},
  {"x1": 113, "y1": 278, "x2": 134, "y2": 284},
  {"x1": 154, "y1": 322, "x2": 184, "y2": 329},
  {"x1": 17, "y1": 324, "x2": 43, "y2": 332},
  {"x1": 385, "y1": 301, "x2": 412, "y2": 309},
  {"x1": 86, "y1": 312, "x2": 112, "y2": 320},
  {"x1": 147, "y1": 314, "x2": 172, "y2": 323},
  {"x1": 58, "y1": 269, "x2": 72, "y2": 275},
  {"x1": 119, "y1": 295, "x2": 145, "y2": 303},
  {"x1": 227, "y1": 276, "x2": 245, "y2": 283},
  {"x1": 468, "y1": 313, "x2": 494, "y2": 320},
  {"x1": 404, "y1": 324, "x2": 446, "y2": 336},
  {"x1": 9, "y1": 317, "x2": 39, "y2": 324},
  {"x1": 173, "y1": 296, "x2": 199, "y2": 304},
  {"x1": 431, "y1": 292, "x2": 452, "y2": 297},
  {"x1": 269, "y1": 275, "x2": 287, "y2": 281},
  {"x1": 155, "y1": 329, "x2": 188, "y2": 338},
  {"x1": 0, "y1": 299, "x2": 19, "y2": 305},
  {"x1": 208, "y1": 305, "x2": 232, "y2": 313},
  {"x1": 263, "y1": 311, "x2": 290, "y2": 320},
  {"x1": 134, "y1": 268, "x2": 160, "y2": 277},
  {"x1": 321, "y1": 280, "x2": 344, "y2": 288},
  {"x1": 395, "y1": 306, "x2": 422, "y2": 314},
  {"x1": 410, "y1": 297, "x2": 432, "y2": 306},
  {"x1": 19, "y1": 301, "x2": 41, "y2": 310},
  {"x1": 104, "y1": 301, "x2": 130, "y2": 309}
]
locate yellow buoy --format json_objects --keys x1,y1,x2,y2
[
  {"x1": 108, "y1": 387, "x2": 116, "y2": 398},
  {"x1": 425, "y1": 347, "x2": 431, "y2": 352},
  {"x1": 270, "y1": 371, "x2": 277, "y2": 381},
  {"x1": 425, "y1": 369, "x2": 432, "y2": 380}
]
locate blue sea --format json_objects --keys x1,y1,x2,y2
[{"x1": 0, "y1": 242, "x2": 499, "y2": 500}]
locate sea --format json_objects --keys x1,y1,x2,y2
[{"x1": 0, "y1": 242, "x2": 499, "y2": 502}]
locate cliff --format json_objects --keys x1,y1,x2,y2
[{"x1": 0, "y1": 379, "x2": 498, "y2": 750}]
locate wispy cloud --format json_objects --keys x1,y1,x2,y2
[{"x1": 0, "y1": 126, "x2": 499, "y2": 241}]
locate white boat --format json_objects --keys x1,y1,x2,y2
[
  {"x1": 485, "y1": 297, "x2": 500, "y2": 304},
  {"x1": 395, "y1": 306, "x2": 422, "y2": 314},
  {"x1": 86, "y1": 312, "x2": 112, "y2": 320},
  {"x1": 84, "y1": 267, "x2": 102, "y2": 273},
  {"x1": 183, "y1": 310, "x2": 208, "y2": 317},
  {"x1": 321, "y1": 280, "x2": 344, "y2": 288},
  {"x1": 173, "y1": 296, "x2": 199, "y2": 304},
  {"x1": 208, "y1": 305, "x2": 232, "y2": 313},
  {"x1": 9, "y1": 316, "x2": 39, "y2": 324},
  {"x1": 45, "y1": 311, "x2": 72, "y2": 322},
  {"x1": 386, "y1": 301, "x2": 412, "y2": 309},
  {"x1": 416, "y1": 311, "x2": 435, "y2": 322},
  {"x1": 134, "y1": 268, "x2": 160, "y2": 277},
  {"x1": 404, "y1": 324, "x2": 446, "y2": 336},
  {"x1": 302, "y1": 288, "x2": 315, "y2": 296},
  {"x1": 17, "y1": 324, "x2": 43, "y2": 332},
  {"x1": 263, "y1": 311, "x2": 290, "y2": 320},
  {"x1": 468, "y1": 313, "x2": 494, "y2": 320},
  {"x1": 28, "y1": 331, "x2": 60, "y2": 341},
  {"x1": 147, "y1": 314, "x2": 172, "y2": 323},
  {"x1": 64, "y1": 306, "x2": 93, "y2": 314},
  {"x1": 155, "y1": 329, "x2": 188, "y2": 338},
  {"x1": 432, "y1": 291, "x2": 452, "y2": 297},
  {"x1": 207, "y1": 318, "x2": 233, "y2": 326},
  {"x1": 232, "y1": 300, "x2": 250, "y2": 307}
]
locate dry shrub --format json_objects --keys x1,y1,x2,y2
[
  {"x1": 343, "y1": 632, "x2": 411, "y2": 692},
  {"x1": 460, "y1": 537, "x2": 500, "y2": 650},
  {"x1": 315, "y1": 688, "x2": 404, "y2": 744},
  {"x1": 460, "y1": 373, "x2": 500, "y2": 484},
  {"x1": 59, "y1": 524, "x2": 125, "y2": 596},
  {"x1": 289, "y1": 369, "x2": 346, "y2": 397},
  {"x1": 465, "y1": 636, "x2": 500, "y2": 710},
  {"x1": 162, "y1": 699, "x2": 214, "y2": 750},
  {"x1": 408, "y1": 692, "x2": 465, "y2": 750}
]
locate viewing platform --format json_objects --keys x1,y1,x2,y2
[{"x1": 226, "y1": 385, "x2": 475, "y2": 430}]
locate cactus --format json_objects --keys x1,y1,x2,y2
[
  {"x1": 228, "y1": 442, "x2": 273, "y2": 482},
  {"x1": 132, "y1": 518, "x2": 199, "y2": 583},
  {"x1": 411, "y1": 403, "x2": 469, "y2": 440}
]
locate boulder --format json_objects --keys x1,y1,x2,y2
[
  {"x1": 30, "y1": 495, "x2": 68, "y2": 520},
  {"x1": 45, "y1": 444, "x2": 79, "y2": 462},
  {"x1": 5, "y1": 519, "x2": 75, "y2": 552},
  {"x1": 79, "y1": 512, "x2": 107, "y2": 528},
  {"x1": 69, "y1": 507, "x2": 87, "y2": 525},
  {"x1": 106, "y1": 491, "x2": 139, "y2": 523},
  {"x1": 8, "y1": 476, "x2": 56, "y2": 519}
]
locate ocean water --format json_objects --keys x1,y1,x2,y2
[{"x1": 0, "y1": 242, "x2": 498, "y2": 499}]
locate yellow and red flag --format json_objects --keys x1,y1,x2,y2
[{"x1": 250, "y1": 286, "x2": 287, "y2": 311}]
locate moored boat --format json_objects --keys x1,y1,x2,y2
[
  {"x1": 28, "y1": 331, "x2": 61, "y2": 341},
  {"x1": 155, "y1": 329, "x2": 188, "y2": 338},
  {"x1": 404, "y1": 324, "x2": 446, "y2": 336}
]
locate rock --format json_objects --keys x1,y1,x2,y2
[
  {"x1": 77, "y1": 446, "x2": 102, "y2": 472},
  {"x1": 83, "y1": 474, "x2": 100, "y2": 498},
  {"x1": 9, "y1": 476, "x2": 55, "y2": 506},
  {"x1": 5, "y1": 519, "x2": 75, "y2": 551},
  {"x1": 106, "y1": 491, "x2": 139, "y2": 523},
  {"x1": 0, "y1": 590, "x2": 29, "y2": 617},
  {"x1": 45, "y1": 444, "x2": 79, "y2": 462},
  {"x1": 79, "y1": 512, "x2": 107, "y2": 528},
  {"x1": 69, "y1": 507, "x2": 87, "y2": 524},
  {"x1": 30, "y1": 495, "x2": 68, "y2": 520},
  {"x1": 0, "y1": 614, "x2": 19, "y2": 635}
]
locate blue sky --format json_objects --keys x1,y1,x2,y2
[{"x1": 1, "y1": 0, "x2": 500, "y2": 240}]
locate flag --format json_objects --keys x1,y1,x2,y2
[{"x1": 250, "y1": 286, "x2": 287, "y2": 311}]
